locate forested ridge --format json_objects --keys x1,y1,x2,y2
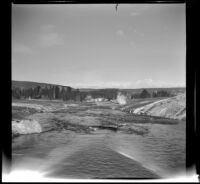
[
  {"x1": 12, "y1": 81, "x2": 118, "y2": 101},
  {"x1": 12, "y1": 80, "x2": 185, "y2": 101}
]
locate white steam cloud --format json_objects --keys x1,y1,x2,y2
[{"x1": 117, "y1": 92, "x2": 127, "y2": 105}]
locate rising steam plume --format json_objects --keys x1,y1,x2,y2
[{"x1": 116, "y1": 92, "x2": 127, "y2": 105}]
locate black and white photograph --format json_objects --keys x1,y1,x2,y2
[{"x1": 4, "y1": 2, "x2": 196, "y2": 182}]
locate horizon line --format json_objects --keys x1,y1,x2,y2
[{"x1": 12, "y1": 79, "x2": 186, "y2": 90}]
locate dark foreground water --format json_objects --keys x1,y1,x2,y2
[{"x1": 12, "y1": 120, "x2": 185, "y2": 179}]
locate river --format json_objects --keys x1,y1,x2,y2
[{"x1": 12, "y1": 118, "x2": 185, "y2": 179}]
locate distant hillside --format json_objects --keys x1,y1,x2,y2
[
  {"x1": 12, "y1": 80, "x2": 72, "y2": 89},
  {"x1": 120, "y1": 87, "x2": 185, "y2": 96},
  {"x1": 12, "y1": 80, "x2": 185, "y2": 101},
  {"x1": 12, "y1": 81, "x2": 118, "y2": 101},
  {"x1": 12, "y1": 80, "x2": 76, "y2": 100},
  {"x1": 79, "y1": 88, "x2": 116, "y2": 92},
  {"x1": 80, "y1": 87, "x2": 185, "y2": 95}
]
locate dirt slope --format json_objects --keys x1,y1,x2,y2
[{"x1": 131, "y1": 93, "x2": 186, "y2": 120}]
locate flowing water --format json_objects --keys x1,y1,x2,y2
[{"x1": 12, "y1": 118, "x2": 185, "y2": 179}]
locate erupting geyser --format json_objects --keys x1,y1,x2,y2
[{"x1": 117, "y1": 92, "x2": 127, "y2": 105}]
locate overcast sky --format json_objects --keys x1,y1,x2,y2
[{"x1": 12, "y1": 4, "x2": 185, "y2": 89}]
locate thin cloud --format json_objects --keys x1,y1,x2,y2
[
  {"x1": 133, "y1": 29, "x2": 144, "y2": 37},
  {"x1": 70, "y1": 81, "x2": 132, "y2": 89},
  {"x1": 129, "y1": 41, "x2": 136, "y2": 47},
  {"x1": 40, "y1": 33, "x2": 64, "y2": 48},
  {"x1": 129, "y1": 4, "x2": 154, "y2": 17},
  {"x1": 41, "y1": 24, "x2": 56, "y2": 31},
  {"x1": 39, "y1": 25, "x2": 64, "y2": 48},
  {"x1": 69, "y1": 79, "x2": 185, "y2": 89},
  {"x1": 116, "y1": 30, "x2": 125, "y2": 38},
  {"x1": 130, "y1": 12, "x2": 140, "y2": 16},
  {"x1": 12, "y1": 43, "x2": 33, "y2": 54},
  {"x1": 134, "y1": 78, "x2": 185, "y2": 88}
]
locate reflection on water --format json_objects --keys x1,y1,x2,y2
[
  {"x1": 12, "y1": 121, "x2": 185, "y2": 178},
  {"x1": 108, "y1": 122, "x2": 186, "y2": 177}
]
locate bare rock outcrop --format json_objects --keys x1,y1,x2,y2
[{"x1": 12, "y1": 119, "x2": 42, "y2": 137}]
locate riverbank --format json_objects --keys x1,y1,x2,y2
[
  {"x1": 12, "y1": 98, "x2": 182, "y2": 137},
  {"x1": 11, "y1": 97, "x2": 185, "y2": 178},
  {"x1": 122, "y1": 94, "x2": 185, "y2": 120}
]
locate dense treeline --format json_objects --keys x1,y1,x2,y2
[
  {"x1": 12, "y1": 85, "x2": 74, "y2": 100},
  {"x1": 12, "y1": 86, "x2": 174, "y2": 101},
  {"x1": 152, "y1": 90, "x2": 173, "y2": 97},
  {"x1": 12, "y1": 80, "x2": 177, "y2": 101},
  {"x1": 12, "y1": 85, "x2": 118, "y2": 101},
  {"x1": 131, "y1": 89, "x2": 174, "y2": 99},
  {"x1": 86, "y1": 89, "x2": 118, "y2": 100}
]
